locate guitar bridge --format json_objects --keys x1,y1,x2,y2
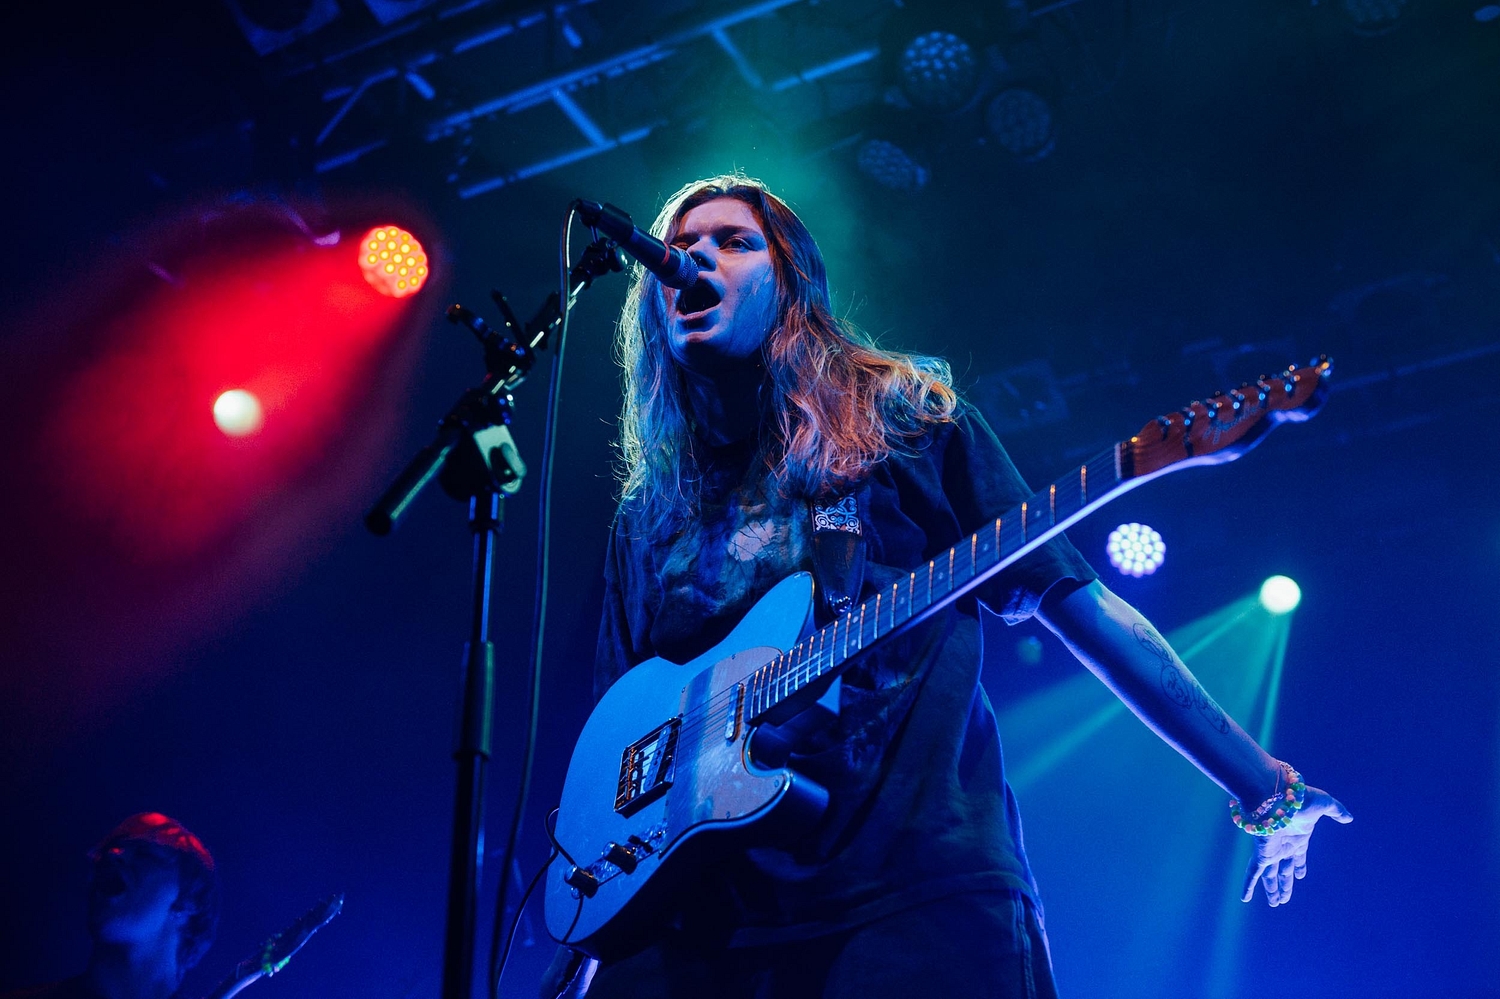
[{"x1": 615, "y1": 718, "x2": 681, "y2": 815}]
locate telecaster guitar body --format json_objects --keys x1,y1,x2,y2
[{"x1": 545, "y1": 572, "x2": 827, "y2": 958}]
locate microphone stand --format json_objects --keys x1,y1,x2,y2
[{"x1": 365, "y1": 237, "x2": 625, "y2": 999}]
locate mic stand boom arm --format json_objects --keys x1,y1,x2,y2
[
  {"x1": 364, "y1": 238, "x2": 624, "y2": 536},
  {"x1": 363, "y1": 236, "x2": 624, "y2": 999}
]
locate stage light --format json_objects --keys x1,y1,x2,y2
[
  {"x1": 986, "y1": 89, "x2": 1056, "y2": 161},
  {"x1": 359, "y1": 226, "x2": 429, "y2": 298},
  {"x1": 213, "y1": 389, "x2": 264, "y2": 438},
  {"x1": 856, "y1": 139, "x2": 930, "y2": 191},
  {"x1": 1259, "y1": 575, "x2": 1301, "y2": 615},
  {"x1": 1106, "y1": 523, "x2": 1165, "y2": 577},
  {"x1": 898, "y1": 31, "x2": 979, "y2": 112}
]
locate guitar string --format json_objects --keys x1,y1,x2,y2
[
  {"x1": 662, "y1": 451, "x2": 1120, "y2": 749},
  {"x1": 660, "y1": 451, "x2": 1121, "y2": 748}
]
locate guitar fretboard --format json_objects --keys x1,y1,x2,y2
[{"x1": 744, "y1": 444, "x2": 1125, "y2": 724}]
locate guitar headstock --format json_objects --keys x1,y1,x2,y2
[
  {"x1": 1122, "y1": 356, "x2": 1332, "y2": 480},
  {"x1": 259, "y1": 892, "x2": 344, "y2": 976}
]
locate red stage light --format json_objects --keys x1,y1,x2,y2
[{"x1": 359, "y1": 225, "x2": 429, "y2": 298}]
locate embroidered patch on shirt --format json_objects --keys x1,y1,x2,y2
[{"x1": 812, "y1": 494, "x2": 861, "y2": 535}]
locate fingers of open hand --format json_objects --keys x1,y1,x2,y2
[
  {"x1": 1304, "y1": 787, "x2": 1354, "y2": 826},
  {"x1": 1271, "y1": 858, "x2": 1297, "y2": 906},
  {"x1": 1241, "y1": 856, "x2": 1271, "y2": 903}
]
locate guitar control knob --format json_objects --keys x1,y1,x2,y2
[
  {"x1": 605, "y1": 842, "x2": 639, "y2": 874},
  {"x1": 564, "y1": 866, "x2": 600, "y2": 898}
]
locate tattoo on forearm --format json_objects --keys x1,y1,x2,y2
[{"x1": 1132, "y1": 622, "x2": 1230, "y2": 734}]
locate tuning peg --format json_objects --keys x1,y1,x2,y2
[
  {"x1": 1228, "y1": 389, "x2": 1245, "y2": 411},
  {"x1": 1156, "y1": 415, "x2": 1173, "y2": 440}
]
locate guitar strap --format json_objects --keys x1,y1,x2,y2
[{"x1": 809, "y1": 490, "x2": 867, "y2": 624}]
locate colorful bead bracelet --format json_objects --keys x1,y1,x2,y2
[{"x1": 1229, "y1": 761, "x2": 1306, "y2": 836}]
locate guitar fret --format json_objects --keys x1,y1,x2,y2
[{"x1": 759, "y1": 448, "x2": 1137, "y2": 721}]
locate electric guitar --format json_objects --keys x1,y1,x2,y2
[{"x1": 545, "y1": 358, "x2": 1332, "y2": 959}]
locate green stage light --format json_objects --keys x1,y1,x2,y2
[{"x1": 1259, "y1": 575, "x2": 1301, "y2": 614}]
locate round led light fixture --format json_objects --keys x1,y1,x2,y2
[
  {"x1": 857, "y1": 139, "x2": 930, "y2": 192},
  {"x1": 898, "y1": 31, "x2": 979, "y2": 112},
  {"x1": 986, "y1": 89, "x2": 1056, "y2": 161},
  {"x1": 1107, "y1": 523, "x2": 1165, "y2": 577},
  {"x1": 359, "y1": 225, "x2": 429, "y2": 298},
  {"x1": 1259, "y1": 575, "x2": 1302, "y2": 615}
]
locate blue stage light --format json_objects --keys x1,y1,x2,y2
[
  {"x1": 986, "y1": 89, "x2": 1056, "y2": 161},
  {"x1": 898, "y1": 31, "x2": 979, "y2": 112},
  {"x1": 1259, "y1": 576, "x2": 1301, "y2": 614},
  {"x1": 1107, "y1": 523, "x2": 1165, "y2": 577},
  {"x1": 856, "y1": 140, "x2": 930, "y2": 191}
]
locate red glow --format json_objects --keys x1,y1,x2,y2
[
  {"x1": 359, "y1": 225, "x2": 429, "y2": 298},
  {"x1": 42, "y1": 241, "x2": 410, "y2": 562}
]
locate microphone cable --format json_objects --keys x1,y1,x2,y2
[{"x1": 487, "y1": 204, "x2": 579, "y2": 999}]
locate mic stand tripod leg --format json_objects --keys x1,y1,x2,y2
[{"x1": 444, "y1": 491, "x2": 500, "y2": 999}]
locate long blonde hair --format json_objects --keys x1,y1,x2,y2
[{"x1": 615, "y1": 175, "x2": 957, "y2": 539}]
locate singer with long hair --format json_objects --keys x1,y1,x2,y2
[{"x1": 545, "y1": 174, "x2": 1351, "y2": 998}]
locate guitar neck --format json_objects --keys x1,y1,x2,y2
[
  {"x1": 746, "y1": 443, "x2": 1127, "y2": 724},
  {"x1": 743, "y1": 357, "x2": 1331, "y2": 725}
]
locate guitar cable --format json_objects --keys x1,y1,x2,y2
[
  {"x1": 493, "y1": 810, "x2": 580, "y2": 994},
  {"x1": 486, "y1": 205, "x2": 579, "y2": 999}
]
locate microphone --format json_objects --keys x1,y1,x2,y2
[{"x1": 574, "y1": 199, "x2": 699, "y2": 289}]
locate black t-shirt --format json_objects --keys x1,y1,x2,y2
[{"x1": 595, "y1": 406, "x2": 1097, "y2": 944}]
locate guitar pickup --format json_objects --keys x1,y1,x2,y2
[{"x1": 614, "y1": 718, "x2": 681, "y2": 816}]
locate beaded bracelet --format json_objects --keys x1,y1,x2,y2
[{"x1": 1229, "y1": 761, "x2": 1307, "y2": 836}]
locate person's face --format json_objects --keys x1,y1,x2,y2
[
  {"x1": 663, "y1": 197, "x2": 779, "y2": 379},
  {"x1": 88, "y1": 840, "x2": 188, "y2": 946}
]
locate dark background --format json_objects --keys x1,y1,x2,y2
[{"x1": 2, "y1": 0, "x2": 1497, "y2": 996}]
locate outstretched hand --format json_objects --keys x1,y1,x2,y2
[{"x1": 1240, "y1": 786, "x2": 1352, "y2": 906}]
